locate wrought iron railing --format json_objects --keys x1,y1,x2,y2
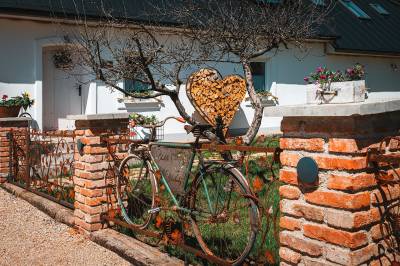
[{"x1": 8, "y1": 129, "x2": 76, "y2": 209}]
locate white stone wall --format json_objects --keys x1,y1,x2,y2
[{"x1": 1, "y1": 17, "x2": 400, "y2": 137}]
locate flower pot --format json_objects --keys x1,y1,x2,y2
[
  {"x1": 306, "y1": 80, "x2": 367, "y2": 104},
  {"x1": 0, "y1": 105, "x2": 21, "y2": 118}
]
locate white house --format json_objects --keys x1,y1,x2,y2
[{"x1": 1, "y1": 1, "x2": 400, "y2": 139}]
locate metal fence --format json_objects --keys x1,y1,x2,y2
[{"x1": 8, "y1": 129, "x2": 76, "y2": 209}]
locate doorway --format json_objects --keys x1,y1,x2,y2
[{"x1": 42, "y1": 46, "x2": 87, "y2": 130}]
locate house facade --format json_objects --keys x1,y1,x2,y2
[{"x1": 1, "y1": 1, "x2": 400, "y2": 139}]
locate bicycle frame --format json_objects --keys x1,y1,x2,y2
[{"x1": 148, "y1": 141, "x2": 211, "y2": 215}]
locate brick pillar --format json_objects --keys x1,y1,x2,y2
[
  {"x1": 278, "y1": 111, "x2": 400, "y2": 266},
  {"x1": 0, "y1": 118, "x2": 30, "y2": 183},
  {"x1": 73, "y1": 118, "x2": 128, "y2": 234}
]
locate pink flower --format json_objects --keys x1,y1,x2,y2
[
  {"x1": 304, "y1": 77, "x2": 309, "y2": 82},
  {"x1": 320, "y1": 74, "x2": 327, "y2": 80},
  {"x1": 316, "y1": 67, "x2": 324, "y2": 73},
  {"x1": 2, "y1": 95, "x2": 8, "y2": 101}
]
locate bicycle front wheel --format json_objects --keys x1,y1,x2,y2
[
  {"x1": 190, "y1": 164, "x2": 258, "y2": 265},
  {"x1": 117, "y1": 154, "x2": 158, "y2": 229}
]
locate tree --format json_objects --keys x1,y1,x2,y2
[
  {"x1": 65, "y1": 0, "x2": 331, "y2": 144},
  {"x1": 168, "y1": 0, "x2": 332, "y2": 144}
]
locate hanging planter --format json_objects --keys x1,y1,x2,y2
[
  {"x1": 304, "y1": 64, "x2": 367, "y2": 104},
  {"x1": 53, "y1": 50, "x2": 73, "y2": 70}
]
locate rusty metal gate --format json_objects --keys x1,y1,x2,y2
[{"x1": 7, "y1": 128, "x2": 76, "y2": 209}]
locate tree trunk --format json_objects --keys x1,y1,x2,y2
[
  {"x1": 242, "y1": 60, "x2": 264, "y2": 145},
  {"x1": 170, "y1": 93, "x2": 195, "y2": 125}
]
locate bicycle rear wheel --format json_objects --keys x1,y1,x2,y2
[
  {"x1": 116, "y1": 154, "x2": 158, "y2": 229},
  {"x1": 190, "y1": 164, "x2": 258, "y2": 265}
]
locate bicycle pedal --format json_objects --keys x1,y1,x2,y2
[{"x1": 148, "y1": 207, "x2": 161, "y2": 214}]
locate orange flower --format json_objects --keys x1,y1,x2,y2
[
  {"x1": 154, "y1": 170, "x2": 161, "y2": 181},
  {"x1": 235, "y1": 137, "x2": 243, "y2": 145},
  {"x1": 171, "y1": 229, "x2": 182, "y2": 243},
  {"x1": 252, "y1": 176, "x2": 264, "y2": 192},
  {"x1": 265, "y1": 250, "x2": 275, "y2": 264},
  {"x1": 69, "y1": 189, "x2": 75, "y2": 199},
  {"x1": 155, "y1": 215, "x2": 163, "y2": 228}
]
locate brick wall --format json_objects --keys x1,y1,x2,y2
[
  {"x1": 0, "y1": 119, "x2": 30, "y2": 183},
  {"x1": 279, "y1": 111, "x2": 400, "y2": 266},
  {"x1": 73, "y1": 118, "x2": 128, "y2": 234}
]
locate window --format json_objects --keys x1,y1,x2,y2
[
  {"x1": 340, "y1": 0, "x2": 371, "y2": 19},
  {"x1": 250, "y1": 62, "x2": 266, "y2": 92},
  {"x1": 370, "y1": 3, "x2": 390, "y2": 15},
  {"x1": 312, "y1": 0, "x2": 325, "y2": 6},
  {"x1": 124, "y1": 79, "x2": 150, "y2": 93},
  {"x1": 258, "y1": 0, "x2": 281, "y2": 4}
]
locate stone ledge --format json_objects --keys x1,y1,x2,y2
[
  {"x1": 0, "y1": 117, "x2": 32, "y2": 122},
  {"x1": 263, "y1": 98, "x2": 400, "y2": 117},
  {"x1": 91, "y1": 229, "x2": 184, "y2": 266},
  {"x1": 66, "y1": 113, "x2": 130, "y2": 121}
]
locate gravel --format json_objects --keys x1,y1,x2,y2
[{"x1": 0, "y1": 188, "x2": 131, "y2": 266}]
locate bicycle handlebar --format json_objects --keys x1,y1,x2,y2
[{"x1": 139, "y1": 116, "x2": 185, "y2": 129}]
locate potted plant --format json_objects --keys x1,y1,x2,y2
[
  {"x1": 128, "y1": 113, "x2": 159, "y2": 140},
  {"x1": 0, "y1": 92, "x2": 34, "y2": 118},
  {"x1": 304, "y1": 63, "x2": 367, "y2": 104}
]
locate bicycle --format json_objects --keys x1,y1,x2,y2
[{"x1": 116, "y1": 116, "x2": 259, "y2": 265}]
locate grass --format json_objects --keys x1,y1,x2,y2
[{"x1": 116, "y1": 135, "x2": 281, "y2": 265}]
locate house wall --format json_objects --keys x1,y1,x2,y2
[{"x1": 1, "y1": 18, "x2": 400, "y2": 139}]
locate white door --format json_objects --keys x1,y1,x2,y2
[{"x1": 43, "y1": 48, "x2": 84, "y2": 130}]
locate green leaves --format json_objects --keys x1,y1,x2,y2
[{"x1": 0, "y1": 92, "x2": 34, "y2": 110}]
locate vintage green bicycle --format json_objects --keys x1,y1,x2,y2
[{"x1": 115, "y1": 116, "x2": 259, "y2": 265}]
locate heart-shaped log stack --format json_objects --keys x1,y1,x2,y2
[{"x1": 186, "y1": 68, "x2": 247, "y2": 134}]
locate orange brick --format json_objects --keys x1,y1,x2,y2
[
  {"x1": 279, "y1": 169, "x2": 298, "y2": 185},
  {"x1": 281, "y1": 152, "x2": 367, "y2": 170},
  {"x1": 279, "y1": 185, "x2": 301, "y2": 200},
  {"x1": 280, "y1": 231, "x2": 323, "y2": 257},
  {"x1": 281, "y1": 200, "x2": 324, "y2": 222},
  {"x1": 371, "y1": 184, "x2": 400, "y2": 204},
  {"x1": 74, "y1": 217, "x2": 103, "y2": 232},
  {"x1": 80, "y1": 137, "x2": 101, "y2": 145},
  {"x1": 327, "y1": 173, "x2": 377, "y2": 191},
  {"x1": 325, "y1": 244, "x2": 378, "y2": 265},
  {"x1": 280, "y1": 138, "x2": 325, "y2": 152},
  {"x1": 329, "y1": 138, "x2": 360, "y2": 153},
  {"x1": 371, "y1": 223, "x2": 390, "y2": 241},
  {"x1": 78, "y1": 187, "x2": 103, "y2": 198},
  {"x1": 305, "y1": 190, "x2": 370, "y2": 210},
  {"x1": 279, "y1": 247, "x2": 301, "y2": 264},
  {"x1": 74, "y1": 130, "x2": 85, "y2": 136},
  {"x1": 83, "y1": 146, "x2": 108, "y2": 154},
  {"x1": 326, "y1": 208, "x2": 380, "y2": 229},
  {"x1": 280, "y1": 216, "x2": 302, "y2": 231},
  {"x1": 303, "y1": 223, "x2": 368, "y2": 248},
  {"x1": 74, "y1": 201, "x2": 105, "y2": 215}
]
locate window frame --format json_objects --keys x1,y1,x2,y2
[
  {"x1": 369, "y1": 3, "x2": 390, "y2": 15},
  {"x1": 340, "y1": 0, "x2": 371, "y2": 19}
]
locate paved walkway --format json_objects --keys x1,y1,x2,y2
[{"x1": 0, "y1": 188, "x2": 130, "y2": 266}]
